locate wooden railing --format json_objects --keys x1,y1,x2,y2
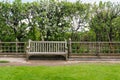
[
  {"x1": 70, "y1": 41, "x2": 120, "y2": 56},
  {"x1": 0, "y1": 40, "x2": 120, "y2": 57},
  {"x1": 0, "y1": 41, "x2": 26, "y2": 54}
]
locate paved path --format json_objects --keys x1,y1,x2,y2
[{"x1": 0, "y1": 58, "x2": 120, "y2": 66}]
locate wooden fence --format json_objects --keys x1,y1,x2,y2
[
  {"x1": 69, "y1": 41, "x2": 120, "y2": 56},
  {"x1": 0, "y1": 41, "x2": 26, "y2": 55},
  {"x1": 0, "y1": 40, "x2": 120, "y2": 56}
]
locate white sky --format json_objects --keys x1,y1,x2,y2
[{"x1": 2, "y1": 0, "x2": 120, "y2": 3}]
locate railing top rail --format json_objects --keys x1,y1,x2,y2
[
  {"x1": 71, "y1": 42, "x2": 120, "y2": 43},
  {"x1": 0, "y1": 41, "x2": 120, "y2": 44},
  {"x1": 0, "y1": 42, "x2": 26, "y2": 43}
]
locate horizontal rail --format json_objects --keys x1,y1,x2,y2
[
  {"x1": 0, "y1": 42, "x2": 26, "y2": 43},
  {"x1": 71, "y1": 42, "x2": 120, "y2": 43}
]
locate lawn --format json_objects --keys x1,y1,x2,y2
[{"x1": 0, "y1": 63, "x2": 120, "y2": 80}]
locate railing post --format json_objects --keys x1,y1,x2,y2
[
  {"x1": 96, "y1": 42, "x2": 99, "y2": 56},
  {"x1": 16, "y1": 38, "x2": 18, "y2": 55},
  {"x1": 0, "y1": 40, "x2": 1, "y2": 53},
  {"x1": 68, "y1": 38, "x2": 71, "y2": 58}
]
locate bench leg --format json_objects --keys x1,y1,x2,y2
[
  {"x1": 26, "y1": 54, "x2": 29, "y2": 61},
  {"x1": 65, "y1": 54, "x2": 68, "y2": 61}
]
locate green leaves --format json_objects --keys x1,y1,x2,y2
[
  {"x1": 90, "y1": 1, "x2": 120, "y2": 41},
  {"x1": 0, "y1": 0, "x2": 119, "y2": 41}
]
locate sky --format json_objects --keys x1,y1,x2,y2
[{"x1": 2, "y1": 0, "x2": 120, "y2": 3}]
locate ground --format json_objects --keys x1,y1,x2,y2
[{"x1": 1, "y1": 57, "x2": 120, "y2": 66}]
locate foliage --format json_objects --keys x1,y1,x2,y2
[
  {"x1": 0, "y1": 0, "x2": 119, "y2": 41},
  {"x1": 90, "y1": 2, "x2": 120, "y2": 41}
]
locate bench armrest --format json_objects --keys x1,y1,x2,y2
[
  {"x1": 26, "y1": 46, "x2": 30, "y2": 53},
  {"x1": 65, "y1": 47, "x2": 68, "y2": 53},
  {"x1": 26, "y1": 46, "x2": 30, "y2": 49},
  {"x1": 65, "y1": 47, "x2": 68, "y2": 50}
]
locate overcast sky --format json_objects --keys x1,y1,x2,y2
[{"x1": 2, "y1": 0, "x2": 120, "y2": 3}]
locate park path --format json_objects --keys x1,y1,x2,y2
[{"x1": 0, "y1": 58, "x2": 120, "y2": 66}]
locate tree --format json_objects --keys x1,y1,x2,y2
[
  {"x1": 61, "y1": 1, "x2": 90, "y2": 41},
  {"x1": 0, "y1": 1, "x2": 16, "y2": 41},
  {"x1": 90, "y1": 1, "x2": 120, "y2": 41},
  {"x1": 0, "y1": 0, "x2": 119, "y2": 42},
  {"x1": 0, "y1": 0, "x2": 31, "y2": 41},
  {"x1": 27, "y1": 0, "x2": 70, "y2": 41}
]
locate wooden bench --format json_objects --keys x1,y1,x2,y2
[{"x1": 26, "y1": 40, "x2": 68, "y2": 60}]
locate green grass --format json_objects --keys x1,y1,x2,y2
[
  {"x1": 0, "y1": 63, "x2": 120, "y2": 80},
  {"x1": 0, "y1": 60, "x2": 9, "y2": 63}
]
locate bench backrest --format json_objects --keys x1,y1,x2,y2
[{"x1": 27, "y1": 41, "x2": 67, "y2": 53}]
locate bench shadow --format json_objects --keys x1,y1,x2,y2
[{"x1": 29, "y1": 55, "x2": 66, "y2": 60}]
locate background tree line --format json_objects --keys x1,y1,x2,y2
[{"x1": 0, "y1": 0, "x2": 120, "y2": 42}]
